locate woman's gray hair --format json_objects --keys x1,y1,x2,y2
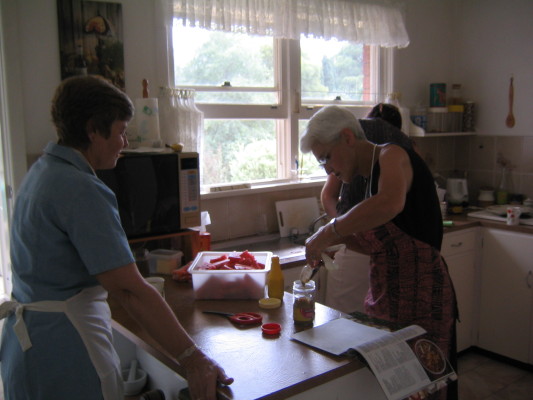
[{"x1": 300, "y1": 106, "x2": 366, "y2": 153}]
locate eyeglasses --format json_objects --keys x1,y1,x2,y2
[
  {"x1": 317, "y1": 151, "x2": 331, "y2": 168},
  {"x1": 317, "y1": 140, "x2": 339, "y2": 168}
]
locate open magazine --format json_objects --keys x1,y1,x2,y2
[{"x1": 291, "y1": 317, "x2": 457, "y2": 400}]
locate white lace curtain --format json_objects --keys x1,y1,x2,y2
[{"x1": 161, "y1": 0, "x2": 410, "y2": 48}]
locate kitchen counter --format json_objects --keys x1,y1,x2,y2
[
  {"x1": 113, "y1": 212, "x2": 533, "y2": 398},
  {"x1": 111, "y1": 279, "x2": 370, "y2": 400},
  {"x1": 211, "y1": 213, "x2": 533, "y2": 270}
]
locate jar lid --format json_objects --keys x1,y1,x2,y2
[
  {"x1": 258, "y1": 298, "x2": 282, "y2": 309},
  {"x1": 448, "y1": 105, "x2": 465, "y2": 112},
  {"x1": 261, "y1": 323, "x2": 281, "y2": 335}
]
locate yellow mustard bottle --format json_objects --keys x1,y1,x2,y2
[{"x1": 267, "y1": 256, "x2": 284, "y2": 300}]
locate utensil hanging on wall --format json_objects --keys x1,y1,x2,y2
[{"x1": 505, "y1": 76, "x2": 515, "y2": 128}]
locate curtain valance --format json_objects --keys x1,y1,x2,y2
[{"x1": 163, "y1": 0, "x2": 409, "y2": 48}]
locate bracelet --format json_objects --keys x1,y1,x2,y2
[
  {"x1": 330, "y1": 218, "x2": 342, "y2": 238},
  {"x1": 176, "y1": 344, "x2": 198, "y2": 362}
]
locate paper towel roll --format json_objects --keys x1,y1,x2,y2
[{"x1": 135, "y1": 98, "x2": 161, "y2": 146}]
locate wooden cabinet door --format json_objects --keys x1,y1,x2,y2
[{"x1": 478, "y1": 228, "x2": 533, "y2": 363}]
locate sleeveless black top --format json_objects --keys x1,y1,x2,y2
[{"x1": 367, "y1": 144, "x2": 443, "y2": 251}]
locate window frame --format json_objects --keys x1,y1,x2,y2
[
  {"x1": 167, "y1": 27, "x2": 395, "y2": 192},
  {"x1": 0, "y1": 4, "x2": 14, "y2": 299}
]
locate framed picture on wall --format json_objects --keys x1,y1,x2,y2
[{"x1": 57, "y1": 0, "x2": 125, "y2": 90}]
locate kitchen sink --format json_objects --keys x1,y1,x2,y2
[{"x1": 291, "y1": 234, "x2": 311, "y2": 246}]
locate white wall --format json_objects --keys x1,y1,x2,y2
[
  {"x1": 1, "y1": 0, "x2": 163, "y2": 192},
  {"x1": 397, "y1": 0, "x2": 533, "y2": 138},
  {"x1": 2, "y1": 0, "x2": 533, "y2": 192},
  {"x1": 455, "y1": 0, "x2": 533, "y2": 137},
  {"x1": 395, "y1": 0, "x2": 456, "y2": 108}
]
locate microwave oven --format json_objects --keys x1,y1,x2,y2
[{"x1": 96, "y1": 151, "x2": 200, "y2": 239}]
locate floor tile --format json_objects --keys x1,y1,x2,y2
[
  {"x1": 459, "y1": 368, "x2": 498, "y2": 399},
  {"x1": 491, "y1": 374, "x2": 533, "y2": 399},
  {"x1": 457, "y1": 351, "x2": 533, "y2": 400},
  {"x1": 458, "y1": 352, "x2": 493, "y2": 373}
]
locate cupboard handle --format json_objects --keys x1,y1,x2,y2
[
  {"x1": 450, "y1": 242, "x2": 463, "y2": 248},
  {"x1": 527, "y1": 271, "x2": 532, "y2": 289}
]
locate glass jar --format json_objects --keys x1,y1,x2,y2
[
  {"x1": 447, "y1": 105, "x2": 464, "y2": 132},
  {"x1": 427, "y1": 107, "x2": 448, "y2": 132},
  {"x1": 463, "y1": 101, "x2": 475, "y2": 132},
  {"x1": 496, "y1": 167, "x2": 513, "y2": 205},
  {"x1": 450, "y1": 83, "x2": 463, "y2": 105},
  {"x1": 293, "y1": 280, "x2": 316, "y2": 325}
]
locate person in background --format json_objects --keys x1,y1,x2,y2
[
  {"x1": 366, "y1": 102, "x2": 403, "y2": 129},
  {"x1": 0, "y1": 76, "x2": 233, "y2": 400},
  {"x1": 321, "y1": 103, "x2": 412, "y2": 313},
  {"x1": 301, "y1": 105, "x2": 457, "y2": 400}
]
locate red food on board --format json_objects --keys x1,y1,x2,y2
[
  {"x1": 209, "y1": 254, "x2": 228, "y2": 263},
  {"x1": 197, "y1": 251, "x2": 265, "y2": 271}
]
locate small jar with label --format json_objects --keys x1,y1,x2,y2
[
  {"x1": 447, "y1": 105, "x2": 464, "y2": 132},
  {"x1": 293, "y1": 280, "x2": 316, "y2": 325}
]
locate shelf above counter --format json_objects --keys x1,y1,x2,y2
[
  {"x1": 410, "y1": 130, "x2": 476, "y2": 138},
  {"x1": 408, "y1": 121, "x2": 476, "y2": 137}
]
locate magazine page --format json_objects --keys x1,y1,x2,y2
[
  {"x1": 345, "y1": 324, "x2": 456, "y2": 400},
  {"x1": 291, "y1": 317, "x2": 390, "y2": 356},
  {"x1": 355, "y1": 326, "x2": 435, "y2": 400},
  {"x1": 291, "y1": 318, "x2": 456, "y2": 400}
]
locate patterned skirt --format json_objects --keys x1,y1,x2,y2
[{"x1": 353, "y1": 222, "x2": 458, "y2": 400}]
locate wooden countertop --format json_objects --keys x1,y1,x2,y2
[{"x1": 111, "y1": 279, "x2": 364, "y2": 400}]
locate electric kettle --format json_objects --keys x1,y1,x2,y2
[{"x1": 446, "y1": 178, "x2": 469, "y2": 204}]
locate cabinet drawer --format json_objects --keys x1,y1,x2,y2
[{"x1": 442, "y1": 229, "x2": 477, "y2": 256}]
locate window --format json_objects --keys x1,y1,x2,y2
[{"x1": 171, "y1": 25, "x2": 394, "y2": 191}]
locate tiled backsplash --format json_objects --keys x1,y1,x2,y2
[
  {"x1": 202, "y1": 135, "x2": 533, "y2": 243},
  {"x1": 415, "y1": 135, "x2": 533, "y2": 203},
  {"x1": 202, "y1": 184, "x2": 324, "y2": 243}
]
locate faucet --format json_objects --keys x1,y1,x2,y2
[{"x1": 308, "y1": 213, "x2": 330, "y2": 235}]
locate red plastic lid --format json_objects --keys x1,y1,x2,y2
[{"x1": 261, "y1": 323, "x2": 281, "y2": 335}]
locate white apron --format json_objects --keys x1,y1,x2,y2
[
  {"x1": 0, "y1": 286, "x2": 123, "y2": 400},
  {"x1": 324, "y1": 248, "x2": 370, "y2": 314}
]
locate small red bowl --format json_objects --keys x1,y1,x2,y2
[{"x1": 261, "y1": 323, "x2": 281, "y2": 335}]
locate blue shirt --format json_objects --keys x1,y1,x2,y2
[{"x1": 1, "y1": 142, "x2": 135, "y2": 399}]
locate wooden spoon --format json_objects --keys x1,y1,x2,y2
[{"x1": 506, "y1": 76, "x2": 515, "y2": 128}]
